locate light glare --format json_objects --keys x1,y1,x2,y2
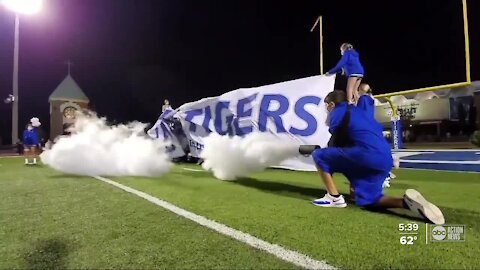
[{"x1": 3, "y1": 0, "x2": 42, "y2": 15}]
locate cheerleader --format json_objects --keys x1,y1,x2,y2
[
  {"x1": 326, "y1": 43, "x2": 365, "y2": 104},
  {"x1": 22, "y1": 123, "x2": 40, "y2": 165}
]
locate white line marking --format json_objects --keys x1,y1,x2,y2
[
  {"x1": 400, "y1": 159, "x2": 480, "y2": 165},
  {"x1": 394, "y1": 152, "x2": 434, "y2": 158},
  {"x1": 400, "y1": 168, "x2": 479, "y2": 174},
  {"x1": 94, "y1": 176, "x2": 336, "y2": 270},
  {"x1": 182, "y1": 168, "x2": 205, "y2": 172},
  {"x1": 394, "y1": 149, "x2": 478, "y2": 152}
]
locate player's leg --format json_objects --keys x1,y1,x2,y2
[
  {"x1": 317, "y1": 169, "x2": 340, "y2": 197},
  {"x1": 32, "y1": 146, "x2": 38, "y2": 165},
  {"x1": 375, "y1": 191, "x2": 445, "y2": 225},
  {"x1": 23, "y1": 145, "x2": 30, "y2": 165},
  {"x1": 346, "y1": 77, "x2": 358, "y2": 104},
  {"x1": 313, "y1": 168, "x2": 347, "y2": 208},
  {"x1": 311, "y1": 148, "x2": 349, "y2": 208},
  {"x1": 352, "y1": 76, "x2": 362, "y2": 103},
  {"x1": 349, "y1": 170, "x2": 386, "y2": 208},
  {"x1": 384, "y1": 153, "x2": 399, "y2": 188},
  {"x1": 356, "y1": 171, "x2": 445, "y2": 224}
]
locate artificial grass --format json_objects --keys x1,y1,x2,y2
[
  {"x1": 116, "y1": 165, "x2": 480, "y2": 269},
  {"x1": 1, "y1": 156, "x2": 478, "y2": 269},
  {"x1": 0, "y1": 158, "x2": 294, "y2": 269}
]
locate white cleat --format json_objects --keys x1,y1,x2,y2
[
  {"x1": 382, "y1": 178, "x2": 391, "y2": 188},
  {"x1": 403, "y1": 189, "x2": 445, "y2": 225},
  {"x1": 312, "y1": 194, "x2": 347, "y2": 208},
  {"x1": 389, "y1": 171, "x2": 396, "y2": 179}
]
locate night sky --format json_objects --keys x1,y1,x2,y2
[{"x1": 0, "y1": 0, "x2": 478, "y2": 144}]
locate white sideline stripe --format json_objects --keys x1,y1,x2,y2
[
  {"x1": 400, "y1": 159, "x2": 480, "y2": 165},
  {"x1": 401, "y1": 168, "x2": 479, "y2": 174},
  {"x1": 394, "y1": 152, "x2": 434, "y2": 158},
  {"x1": 94, "y1": 176, "x2": 336, "y2": 270},
  {"x1": 394, "y1": 149, "x2": 479, "y2": 152},
  {"x1": 182, "y1": 168, "x2": 205, "y2": 172}
]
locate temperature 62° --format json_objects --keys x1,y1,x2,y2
[{"x1": 400, "y1": 236, "x2": 417, "y2": 245}]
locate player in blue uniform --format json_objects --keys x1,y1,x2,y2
[
  {"x1": 356, "y1": 83, "x2": 375, "y2": 118},
  {"x1": 310, "y1": 90, "x2": 445, "y2": 225},
  {"x1": 23, "y1": 123, "x2": 40, "y2": 165},
  {"x1": 326, "y1": 43, "x2": 365, "y2": 104},
  {"x1": 357, "y1": 83, "x2": 400, "y2": 188}
]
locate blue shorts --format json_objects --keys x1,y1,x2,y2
[
  {"x1": 23, "y1": 138, "x2": 37, "y2": 147},
  {"x1": 312, "y1": 147, "x2": 390, "y2": 206}
]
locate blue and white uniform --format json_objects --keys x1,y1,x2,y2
[
  {"x1": 357, "y1": 95, "x2": 375, "y2": 119},
  {"x1": 23, "y1": 129, "x2": 39, "y2": 147},
  {"x1": 328, "y1": 49, "x2": 365, "y2": 77},
  {"x1": 312, "y1": 102, "x2": 392, "y2": 206}
]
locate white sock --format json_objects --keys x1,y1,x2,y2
[
  {"x1": 25, "y1": 158, "x2": 29, "y2": 164},
  {"x1": 33, "y1": 158, "x2": 37, "y2": 164}
]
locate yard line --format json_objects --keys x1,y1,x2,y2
[
  {"x1": 182, "y1": 167, "x2": 205, "y2": 172},
  {"x1": 94, "y1": 176, "x2": 337, "y2": 270},
  {"x1": 400, "y1": 167, "x2": 479, "y2": 174},
  {"x1": 394, "y1": 149, "x2": 479, "y2": 152},
  {"x1": 400, "y1": 159, "x2": 480, "y2": 165}
]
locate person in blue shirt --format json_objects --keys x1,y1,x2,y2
[
  {"x1": 326, "y1": 43, "x2": 364, "y2": 105},
  {"x1": 357, "y1": 83, "x2": 400, "y2": 188},
  {"x1": 22, "y1": 123, "x2": 40, "y2": 165},
  {"x1": 356, "y1": 83, "x2": 375, "y2": 118},
  {"x1": 310, "y1": 90, "x2": 444, "y2": 225}
]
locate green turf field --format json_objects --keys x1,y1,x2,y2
[{"x1": 0, "y1": 157, "x2": 479, "y2": 269}]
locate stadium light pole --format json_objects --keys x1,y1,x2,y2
[{"x1": 2, "y1": 0, "x2": 43, "y2": 145}]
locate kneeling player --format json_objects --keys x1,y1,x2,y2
[{"x1": 311, "y1": 90, "x2": 444, "y2": 225}]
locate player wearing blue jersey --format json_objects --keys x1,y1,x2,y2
[
  {"x1": 357, "y1": 83, "x2": 400, "y2": 188},
  {"x1": 310, "y1": 90, "x2": 444, "y2": 225}
]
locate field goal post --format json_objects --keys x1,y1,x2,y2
[{"x1": 372, "y1": 0, "x2": 471, "y2": 149}]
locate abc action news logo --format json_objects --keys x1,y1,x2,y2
[{"x1": 429, "y1": 225, "x2": 466, "y2": 243}]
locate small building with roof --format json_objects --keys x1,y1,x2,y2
[{"x1": 49, "y1": 67, "x2": 89, "y2": 140}]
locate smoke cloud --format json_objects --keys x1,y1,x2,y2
[
  {"x1": 41, "y1": 113, "x2": 172, "y2": 177},
  {"x1": 200, "y1": 132, "x2": 299, "y2": 180}
]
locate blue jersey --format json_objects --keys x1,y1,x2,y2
[
  {"x1": 328, "y1": 49, "x2": 364, "y2": 76},
  {"x1": 328, "y1": 102, "x2": 391, "y2": 171},
  {"x1": 23, "y1": 130, "x2": 39, "y2": 146},
  {"x1": 357, "y1": 95, "x2": 375, "y2": 119}
]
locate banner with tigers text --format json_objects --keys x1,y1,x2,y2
[{"x1": 177, "y1": 75, "x2": 335, "y2": 171}]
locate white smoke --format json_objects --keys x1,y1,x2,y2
[
  {"x1": 200, "y1": 132, "x2": 299, "y2": 180},
  {"x1": 41, "y1": 113, "x2": 173, "y2": 177}
]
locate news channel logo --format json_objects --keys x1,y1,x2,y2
[{"x1": 429, "y1": 224, "x2": 466, "y2": 243}]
